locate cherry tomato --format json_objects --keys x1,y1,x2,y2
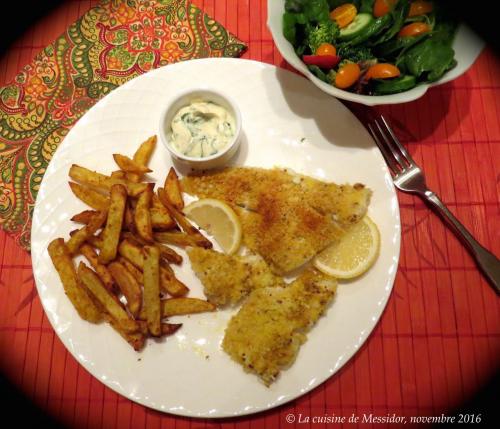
[
  {"x1": 335, "y1": 63, "x2": 361, "y2": 89},
  {"x1": 365, "y1": 63, "x2": 401, "y2": 80},
  {"x1": 373, "y1": 0, "x2": 397, "y2": 18},
  {"x1": 315, "y1": 43, "x2": 337, "y2": 56},
  {"x1": 408, "y1": 0, "x2": 433, "y2": 17},
  {"x1": 398, "y1": 22, "x2": 431, "y2": 37},
  {"x1": 330, "y1": 3, "x2": 357, "y2": 28}
]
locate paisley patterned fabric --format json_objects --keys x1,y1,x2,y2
[{"x1": 0, "y1": 0, "x2": 246, "y2": 251}]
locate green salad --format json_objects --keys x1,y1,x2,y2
[{"x1": 283, "y1": 0, "x2": 457, "y2": 95}]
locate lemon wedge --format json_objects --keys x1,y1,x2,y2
[
  {"x1": 313, "y1": 216, "x2": 380, "y2": 279},
  {"x1": 184, "y1": 198, "x2": 242, "y2": 254}
]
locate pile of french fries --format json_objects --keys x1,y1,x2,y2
[{"x1": 48, "y1": 136, "x2": 215, "y2": 351}]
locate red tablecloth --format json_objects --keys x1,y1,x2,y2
[{"x1": 0, "y1": 1, "x2": 499, "y2": 427}]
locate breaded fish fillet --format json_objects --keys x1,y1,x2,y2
[
  {"x1": 222, "y1": 269, "x2": 337, "y2": 385},
  {"x1": 187, "y1": 247, "x2": 284, "y2": 307},
  {"x1": 182, "y1": 168, "x2": 371, "y2": 274}
]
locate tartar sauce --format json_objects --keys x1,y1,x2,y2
[{"x1": 169, "y1": 100, "x2": 235, "y2": 158}]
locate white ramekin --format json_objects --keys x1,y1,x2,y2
[{"x1": 158, "y1": 88, "x2": 242, "y2": 170}]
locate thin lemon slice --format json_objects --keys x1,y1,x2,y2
[
  {"x1": 184, "y1": 198, "x2": 242, "y2": 254},
  {"x1": 313, "y1": 216, "x2": 380, "y2": 279}
]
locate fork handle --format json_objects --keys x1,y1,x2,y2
[{"x1": 423, "y1": 191, "x2": 500, "y2": 293}]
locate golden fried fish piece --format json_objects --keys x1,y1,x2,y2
[
  {"x1": 187, "y1": 247, "x2": 284, "y2": 307},
  {"x1": 222, "y1": 269, "x2": 337, "y2": 385},
  {"x1": 182, "y1": 167, "x2": 371, "y2": 274}
]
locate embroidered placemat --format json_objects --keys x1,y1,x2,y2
[{"x1": 0, "y1": 0, "x2": 245, "y2": 251}]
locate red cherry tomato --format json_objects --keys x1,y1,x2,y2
[{"x1": 303, "y1": 55, "x2": 341, "y2": 69}]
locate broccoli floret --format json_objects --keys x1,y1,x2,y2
[
  {"x1": 306, "y1": 20, "x2": 339, "y2": 53},
  {"x1": 337, "y1": 45, "x2": 375, "y2": 63}
]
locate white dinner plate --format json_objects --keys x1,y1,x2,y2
[{"x1": 31, "y1": 58, "x2": 400, "y2": 418}]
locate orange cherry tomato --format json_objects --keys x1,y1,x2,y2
[
  {"x1": 398, "y1": 22, "x2": 431, "y2": 37},
  {"x1": 315, "y1": 43, "x2": 337, "y2": 56},
  {"x1": 330, "y1": 3, "x2": 357, "y2": 29},
  {"x1": 373, "y1": 0, "x2": 397, "y2": 18},
  {"x1": 335, "y1": 63, "x2": 361, "y2": 89},
  {"x1": 408, "y1": 0, "x2": 433, "y2": 17},
  {"x1": 365, "y1": 63, "x2": 401, "y2": 80}
]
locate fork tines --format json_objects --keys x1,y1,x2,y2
[{"x1": 367, "y1": 115, "x2": 416, "y2": 173}]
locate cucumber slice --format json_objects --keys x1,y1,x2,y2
[
  {"x1": 373, "y1": 75, "x2": 417, "y2": 95},
  {"x1": 346, "y1": 14, "x2": 391, "y2": 46},
  {"x1": 339, "y1": 13, "x2": 374, "y2": 42}
]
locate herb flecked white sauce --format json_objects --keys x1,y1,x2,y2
[{"x1": 169, "y1": 100, "x2": 235, "y2": 158}]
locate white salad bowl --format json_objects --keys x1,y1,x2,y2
[
  {"x1": 267, "y1": 0, "x2": 485, "y2": 106},
  {"x1": 159, "y1": 88, "x2": 242, "y2": 170}
]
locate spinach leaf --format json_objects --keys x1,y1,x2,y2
[
  {"x1": 305, "y1": 0, "x2": 331, "y2": 23},
  {"x1": 372, "y1": 75, "x2": 417, "y2": 94},
  {"x1": 285, "y1": 0, "x2": 330, "y2": 21},
  {"x1": 285, "y1": 0, "x2": 307, "y2": 13},
  {"x1": 283, "y1": 12, "x2": 298, "y2": 45},
  {"x1": 359, "y1": 0, "x2": 374, "y2": 13},
  {"x1": 431, "y1": 19, "x2": 457, "y2": 45},
  {"x1": 402, "y1": 38, "x2": 455, "y2": 82},
  {"x1": 371, "y1": 0, "x2": 410, "y2": 45},
  {"x1": 375, "y1": 33, "x2": 428, "y2": 58}
]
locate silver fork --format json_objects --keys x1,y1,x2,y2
[{"x1": 368, "y1": 115, "x2": 500, "y2": 294}]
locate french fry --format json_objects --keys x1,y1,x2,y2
[
  {"x1": 156, "y1": 243, "x2": 182, "y2": 265},
  {"x1": 69, "y1": 164, "x2": 148, "y2": 197},
  {"x1": 69, "y1": 182, "x2": 109, "y2": 211},
  {"x1": 80, "y1": 243, "x2": 115, "y2": 292},
  {"x1": 134, "y1": 185, "x2": 154, "y2": 242},
  {"x1": 154, "y1": 231, "x2": 210, "y2": 248},
  {"x1": 151, "y1": 195, "x2": 175, "y2": 230},
  {"x1": 71, "y1": 209, "x2": 98, "y2": 224},
  {"x1": 159, "y1": 261, "x2": 189, "y2": 297},
  {"x1": 118, "y1": 239, "x2": 188, "y2": 296},
  {"x1": 161, "y1": 298, "x2": 216, "y2": 317},
  {"x1": 106, "y1": 315, "x2": 145, "y2": 351},
  {"x1": 110, "y1": 170, "x2": 126, "y2": 180},
  {"x1": 78, "y1": 262, "x2": 138, "y2": 334},
  {"x1": 157, "y1": 188, "x2": 212, "y2": 248},
  {"x1": 143, "y1": 246, "x2": 161, "y2": 336},
  {"x1": 139, "y1": 298, "x2": 215, "y2": 319},
  {"x1": 164, "y1": 167, "x2": 184, "y2": 209},
  {"x1": 113, "y1": 154, "x2": 152, "y2": 174},
  {"x1": 136, "y1": 320, "x2": 180, "y2": 337},
  {"x1": 99, "y1": 184, "x2": 127, "y2": 264},
  {"x1": 67, "y1": 211, "x2": 107, "y2": 254},
  {"x1": 48, "y1": 238, "x2": 102, "y2": 323},
  {"x1": 121, "y1": 231, "x2": 182, "y2": 265},
  {"x1": 126, "y1": 136, "x2": 156, "y2": 183},
  {"x1": 123, "y1": 201, "x2": 135, "y2": 232},
  {"x1": 108, "y1": 261, "x2": 142, "y2": 317},
  {"x1": 150, "y1": 208, "x2": 175, "y2": 230},
  {"x1": 117, "y1": 256, "x2": 143, "y2": 284},
  {"x1": 86, "y1": 234, "x2": 104, "y2": 250},
  {"x1": 161, "y1": 323, "x2": 182, "y2": 336},
  {"x1": 118, "y1": 239, "x2": 144, "y2": 269}
]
